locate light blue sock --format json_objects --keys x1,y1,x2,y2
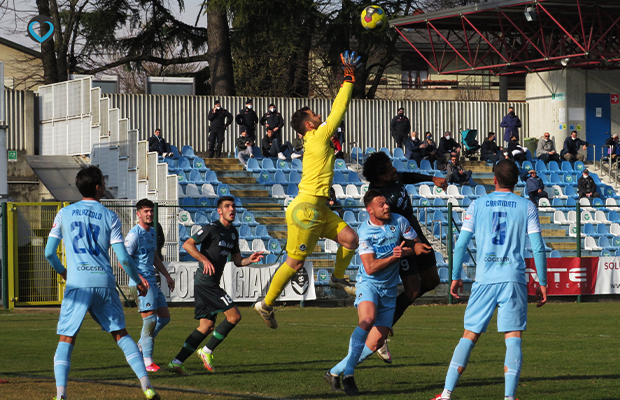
[
  {"x1": 445, "y1": 337, "x2": 475, "y2": 392},
  {"x1": 343, "y1": 327, "x2": 369, "y2": 376},
  {"x1": 139, "y1": 315, "x2": 157, "y2": 359},
  {"x1": 153, "y1": 317, "x2": 170, "y2": 338},
  {"x1": 54, "y1": 342, "x2": 74, "y2": 391},
  {"x1": 504, "y1": 337, "x2": 522, "y2": 398},
  {"x1": 117, "y1": 335, "x2": 150, "y2": 391},
  {"x1": 330, "y1": 345, "x2": 374, "y2": 376}
]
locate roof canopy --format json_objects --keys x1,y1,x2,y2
[{"x1": 390, "y1": 0, "x2": 620, "y2": 75}]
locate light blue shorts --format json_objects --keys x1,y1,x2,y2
[
  {"x1": 57, "y1": 287, "x2": 126, "y2": 336},
  {"x1": 131, "y1": 282, "x2": 168, "y2": 312},
  {"x1": 354, "y1": 281, "x2": 397, "y2": 328},
  {"x1": 463, "y1": 282, "x2": 528, "y2": 334}
]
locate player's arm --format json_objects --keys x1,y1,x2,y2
[
  {"x1": 183, "y1": 236, "x2": 215, "y2": 275},
  {"x1": 397, "y1": 215, "x2": 431, "y2": 257},
  {"x1": 154, "y1": 253, "x2": 175, "y2": 291},
  {"x1": 112, "y1": 243, "x2": 148, "y2": 294},
  {"x1": 45, "y1": 211, "x2": 67, "y2": 280},
  {"x1": 450, "y1": 202, "x2": 476, "y2": 298},
  {"x1": 527, "y1": 201, "x2": 548, "y2": 307},
  {"x1": 400, "y1": 172, "x2": 447, "y2": 191},
  {"x1": 360, "y1": 251, "x2": 401, "y2": 275},
  {"x1": 231, "y1": 251, "x2": 264, "y2": 267}
]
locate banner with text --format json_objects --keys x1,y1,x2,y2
[
  {"x1": 526, "y1": 257, "x2": 620, "y2": 295},
  {"x1": 161, "y1": 262, "x2": 316, "y2": 303}
]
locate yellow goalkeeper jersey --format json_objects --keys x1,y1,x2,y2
[{"x1": 298, "y1": 82, "x2": 353, "y2": 198}]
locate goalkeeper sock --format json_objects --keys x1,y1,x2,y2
[
  {"x1": 333, "y1": 246, "x2": 356, "y2": 279},
  {"x1": 140, "y1": 314, "x2": 157, "y2": 364},
  {"x1": 117, "y1": 335, "x2": 150, "y2": 391},
  {"x1": 175, "y1": 329, "x2": 208, "y2": 363},
  {"x1": 504, "y1": 337, "x2": 522, "y2": 399},
  {"x1": 444, "y1": 338, "x2": 475, "y2": 391},
  {"x1": 264, "y1": 263, "x2": 298, "y2": 306},
  {"x1": 204, "y1": 320, "x2": 236, "y2": 352},
  {"x1": 54, "y1": 341, "x2": 73, "y2": 399}
]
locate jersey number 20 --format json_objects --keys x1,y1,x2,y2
[
  {"x1": 71, "y1": 222, "x2": 101, "y2": 256},
  {"x1": 491, "y1": 212, "x2": 507, "y2": 246}
]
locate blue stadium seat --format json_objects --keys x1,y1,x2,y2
[
  {"x1": 535, "y1": 159, "x2": 547, "y2": 172},
  {"x1": 475, "y1": 185, "x2": 487, "y2": 197},
  {"x1": 420, "y1": 159, "x2": 433, "y2": 172},
  {"x1": 600, "y1": 249, "x2": 612, "y2": 257},
  {"x1": 170, "y1": 145, "x2": 181, "y2": 159},
  {"x1": 598, "y1": 236, "x2": 615, "y2": 250},
  {"x1": 181, "y1": 197, "x2": 196, "y2": 210},
  {"x1": 565, "y1": 185, "x2": 578, "y2": 198},
  {"x1": 251, "y1": 146, "x2": 264, "y2": 160},
  {"x1": 267, "y1": 239, "x2": 282, "y2": 254},
  {"x1": 435, "y1": 252, "x2": 448, "y2": 267},
  {"x1": 276, "y1": 159, "x2": 291, "y2": 172},
  {"x1": 181, "y1": 145, "x2": 196, "y2": 160},
  {"x1": 246, "y1": 158, "x2": 261, "y2": 172},
  {"x1": 255, "y1": 225, "x2": 272, "y2": 240},
  {"x1": 393, "y1": 159, "x2": 406, "y2": 172},
  {"x1": 358, "y1": 210, "x2": 369, "y2": 223},
  {"x1": 550, "y1": 172, "x2": 566, "y2": 187},
  {"x1": 583, "y1": 223, "x2": 601, "y2": 237},
  {"x1": 564, "y1": 173, "x2": 576, "y2": 185},
  {"x1": 343, "y1": 211, "x2": 358, "y2": 227},
  {"x1": 549, "y1": 250, "x2": 561, "y2": 258},
  {"x1": 552, "y1": 198, "x2": 564, "y2": 207},
  {"x1": 216, "y1": 184, "x2": 230, "y2": 197},
  {"x1": 574, "y1": 161, "x2": 586, "y2": 173},
  {"x1": 179, "y1": 225, "x2": 190, "y2": 241},
  {"x1": 335, "y1": 158, "x2": 348, "y2": 171},
  {"x1": 195, "y1": 211, "x2": 210, "y2": 225},
  {"x1": 393, "y1": 147, "x2": 406, "y2": 161},
  {"x1": 438, "y1": 267, "x2": 449, "y2": 283},
  {"x1": 163, "y1": 158, "x2": 178, "y2": 173},
  {"x1": 258, "y1": 170, "x2": 275, "y2": 185},
  {"x1": 193, "y1": 157, "x2": 209, "y2": 172},
  {"x1": 561, "y1": 161, "x2": 574, "y2": 172},
  {"x1": 265, "y1": 254, "x2": 279, "y2": 264},
  {"x1": 406, "y1": 184, "x2": 421, "y2": 199},
  {"x1": 521, "y1": 161, "x2": 533, "y2": 171},
  {"x1": 333, "y1": 171, "x2": 347, "y2": 185},
  {"x1": 379, "y1": 147, "x2": 391, "y2": 157},
  {"x1": 241, "y1": 211, "x2": 259, "y2": 227},
  {"x1": 239, "y1": 224, "x2": 257, "y2": 240},
  {"x1": 351, "y1": 147, "x2": 364, "y2": 163},
  {"x1": 204, "y1": 171, "x2": 221, "y2": 185},
  {"x1": 566, "y1": 197, "x2": 577, "y2": 207},
  {"x1": 287, "y1": 184, "x2": 299, "y2": 197},
  {"x1": 262, "y1": 158, "x2": 277, "y2": 172},
  {"x1": 273, "y1": 171, "x2": 287, "y2": 185},
  {"x1": 189, "y1": 170, "x2": 206, "y2": 185},
  {"x1": 432, "y1": 222, "x2": 446, "y2": 239},
  {"x1": 365, "y1": 147, "x2": 377, "y2": 157},
  {"x1": 196, "y1": 197, "x2": 212, "y2": 210},
  {"x1": 210, "y1": 210, "x2": 220, "y2": 221},
  {"x1": 232, "y1": 213, "x2": 242, "y2": 227},
  {"x1": 177, "y1": 156, "x2": 192, "y2": 172},
  {"x1": 289, "y1": 170, "x2": 302, "y2": 184},
  {"x1": 348, "y1": 171, "x2": 362, "y2": 184},
  {"x1": 406, "y1": 160, "x2": 418, "y2": 172},
  {"x1": 291, "y1": 159, "x2": 303, "y2": 172},
  {"x1": 548, "y1": 161, "x2": 560, "y2": 172},
  {"x1": 615, "y1": 249, "x2": 620, "y2": 257},
  {"x1": 432, "y1": 210, "x2": 448, "y2": 225},
  {"x1": 523, "y1": 250, "x2": 533, "y2": 258},
  {"x1": 234, "y1": 197, "x2": 246, "y2": 213},
  {"x1": 343, "y1": 197, "x2": 358, "y2": 210}
]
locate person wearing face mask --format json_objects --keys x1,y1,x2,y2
[
  {"x1": 207, "y1": 100, "x2": 233, "y2": 158},
  {"x1": 480, "y1": 132, "x2": 501, "y2": 164},
  {"x1": 260, "y1": 104, "x2": 284, "y2": 143},
  {"x1": 536, "y1": 132, "x2": 560, "y2": 163},
  {"x1": 422, "y1": 132, "x2": 438, "y2": 163},
  {"x1": 507, "y1": 134, "x2": 527, "y2": 163},
  {"x1": 235, "y1": 99, "x2": 259, "y2": 141},
  {"x1": 560, "y1": 130, "x2": 588, "y2": 162},
  {"x1": 577, "y1": 169, "x2": 600, "y2": 199},
  {"x1": 404, "y1": 131, "x2": 424, "y2": 165},
  {"x1": 390, "y1": 107, "x2": 411, "y2": 149},
  {"x1": 438, "y1": 131, "x2": 460, "y2": 162},
  {"x1": 500, "y1": 106, "x2": 522, "y2": 146}
]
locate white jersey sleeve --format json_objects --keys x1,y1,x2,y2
[
  {"x1": 109, "y1": 213, "x2": 124, "y2": 245},
  {"x1": 48, "y1": 209, "x2": 63, "y2": 239},
  {"x1": 358, "y1": 225, "x2": 375, "y2": 256},
  {"x1": 526, "y1": 200, "x2": 542, "y2": 234},
  {"x1": 461, "y1": 201, "x2": 477, "y2": 233},
  {"x1": 124, "y1": 229, "x2": 139, "y2": 256},
  {"x1": 397, "y1": 214, "x2": 417, "y2": 241}
]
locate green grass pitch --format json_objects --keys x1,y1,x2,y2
[{"x1": 0, "y1": 302, "x2": 618, "y2": 399}]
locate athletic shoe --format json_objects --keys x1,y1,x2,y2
[
  {"x1": 329, "y1": 275, "x2": 356, "y2": 296},
  {"x1": 431, "y1": 395, "x2": 450, "y2": 400},
  {"x1": 146, "y1": 363, "x2": 161, "y2": 372},
  {"x1": 53, "y1": 397, "x2": 66, "y2": 400},
  {"x1": 342, "y1": 375, "x2": 359, "y2": 396},
  {"x1": 250, "y1": 153, "x2": 255, "y2": 158},
  {"x1": 144, "y1": 387, "x2": 161, "y2": 400},
  {"x1": 278, "y1": 152, "x2": 286, "y2": 160},
  {"x1": 291, "y1": 152, "x2": 303, "y2": 159},
  {"x1": 323, "y1": 370, "x2": 343, "y2": 391},
  {"x1": 376, "y1": 340, "x2": 392, "y2": 364},
  {"x1": 167, "y1": 361, "x2": 191, "y2": 376},
  {"x1": 254, "y1": 300, "x2": 278, "y2": 329},
  {"x1": 197, "y1": 348, "x2": 214, "y2": 372}
]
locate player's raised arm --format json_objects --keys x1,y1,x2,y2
[{"x1": 232, "y1": 251, "x2": 264, "y2": 267}]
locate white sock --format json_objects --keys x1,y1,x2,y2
[
  {"x1": 143, "y1": 356, "x2": 153, "y2": 366},
  {"x1": 172, "y1": 358, "x2": 182, "y2": 364},
  {"x1": 201, "y1": 346, "x2": 213, "y2": 354},
  {"x1": 504, "y1": 397, "x2": 515, "y2": 400},
  {"x1": 56, "y1": 386, "x2": 66, "y2": 399},
  {"x1": 441, "y1": 388, "x2": 452, "y2": 398},
  {"x1": 139, "y1": 375, "x2": 151, "y2": 392}
]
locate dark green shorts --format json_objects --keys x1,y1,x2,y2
[{"x1": 194, "y1": 284, "x2": 235, "y2": 322}]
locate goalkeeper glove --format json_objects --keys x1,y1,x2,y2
[{"x1": 341, "y1": 51, "x2": 361, "y2": 83}]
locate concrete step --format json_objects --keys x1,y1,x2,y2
[
  {"x1": 309, "y1": 259, "x2": 335, "y2": 269},
  {"x1": 269, "y1": 231, "x2": 288, "y2": 239},
  {"x1": 227, "y1": 184, "x2": 267, "y2": 191},
  {"x1": 208, "y1": 164, "x2": 244, "y2": 171},
  {"x1": 220, "y1": 177, "x2": 257, "y2": 184},
  {"x1": 549, "y1": 242, "x2": 577, "y2": 250},
  {"x1": 542, "y1": 229, "x2": 566, "y2": 237},
  {"x1": 230, "y1": 189, "x2": 270, "y2": 197},
  {"x1": 256, "y1": 217, "x2": 286, "y2": 225},
  {"x1": 218, "y1": 171, "x2": 253, "y2": 178},
  {"x1": 203, "y1": 158, "x2": 240, "y2": 166},
  {"x1": 473, "y1": 178, "x2": 494, "y2": 185},
  {"x1": 540, "y1": 216, "x2": 552, "y2": 224}
]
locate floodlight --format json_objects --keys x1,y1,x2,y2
[
  {"x1": 524, "y1": 6, "x2": 537, "y2": 22},
  {"x1": 561, "y1": 58, "x2": 570, "y2": 67}
]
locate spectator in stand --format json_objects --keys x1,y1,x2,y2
[
  {"x1": 446, "y1": 155, "x2": 472, "y2": 185},
  {"x1": 526, "y1": 169, "x2": 548, "y2": 204},
  {"x1": 536, "y1": 132, "x2": 560, "y2": 164},
  {"x1": 148, "y1": 128, "x2": 173, "y2": 157},
  {"x1": 336, "y1": 120, "x2": 345, "y2": 148},
  {"x1": 391, "y1": 107, "x2": 411, "y2": 149},
  {"x1": 500, "y1": 106, "x2": 522, "y2": 146},
  {"x1": 261, "y1": 128, "x2": 293, "y2": 159},
  {"x1": 331, "y1": 134, "x2": 345, "y2": 159},
  {"x1": 561, "y1": 130, "x2": 588, "y2": 162},
  {"x1": 508, "y1": 134, "x2": 527, "y2": 163},
  {"x1": 422, "y1": 132, "x2": 439, "y2": 164},
  {"x1": 236, "y1": 99, "x2": 258, "y2": 140},
  {"x1": 438, "y1": 131, "x2": 460, "y2": 162},
  {"x1": 578, "y1": 169, "x2": 600, "y2": 199},
  {"x1": 327, "y1": 187, "x2": 344, "y2": 217},
  {"x1": 236, "y1": 130, "x2": 254, "y2": 167},
  {"x1": 404, "y1": 131, "x2": 424, "y2": 166},
  {"x1": 480, "y1": 132, "x2": 501, "y2": 164},
  {"x1": 291, "y1": 132, "x2": 304, "y2": 159},
  {"x1": 605, "y1": 134, "x2": 620, "y2": 164},
  {"x1": 207, "y1": 100, "x2": 233, "y2": 158},
  {"x1": 260, "y1": 104, "x2": 284, "y2": 143}
]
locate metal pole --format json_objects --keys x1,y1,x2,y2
[
  {"x1": 576, "y1": 202, "x2": 582, "y2": 303},
  {"x1": 154, "y1": 201, "x2": 159, "y2": 254},
  {"x1": 447, "y1": 202, "x2": 453, "y2": 305},
  {"x1": 2, "y1": 202, "x2": 8, "y2": 309}
]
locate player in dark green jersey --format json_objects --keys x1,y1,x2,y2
[
  {"x1": 167, "y1": 196, "x2": 263, "y2": 375},
  {"x1": 362, "y1": 152, "x2": 447, "y2": 362}
]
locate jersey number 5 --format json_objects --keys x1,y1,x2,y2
[
  {"x1": 71, "y1": 221, "x2": 101, "y2": 256},
  {"x1": 491, "y1": 212, "x2": 507, "y2": 246}
]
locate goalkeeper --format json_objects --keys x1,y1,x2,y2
[{"x1": 255, "y1": 51, "x2": 361, "y2": 329}]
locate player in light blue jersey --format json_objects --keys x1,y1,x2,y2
[
  {"x1": 325, "y1": 190, "x2": 431, "y2": 395},
  {"x1": 432, "y1": 159, "x2": 548, "y2": 400},
  {"x1": 45, "y1": 166, "x2": 160, "y2": 400},
  {"x1": 125, "y1": 199, "x2": 175, "y2": 372}
]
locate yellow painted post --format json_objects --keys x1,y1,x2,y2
[
  {"x1": 6, "y1": 202, "x2": 15, "y2": 310},
  {"x1": 57, "y1": 202, "x2": 69, "y2": 302}
]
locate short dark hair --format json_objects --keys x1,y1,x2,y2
[
  {"x1": 217, "y1": 196, "x2": 235, "y2": 208},
  {"x1": 362, "y1": 152, "x2": 392, "y2": 184},
  {"x1": 363, "y1": 189, "x2": 386, "y2": 207},
  {"x1": 290, "y1": 106, "x2": 311, "y2": 134},
  {"x1": 155, "y1": 128, "x2": 161, "y2": 132},
  {"x1": 488, "y1": 131, "x2": 495, "y2": 138},
  {"x1": 494, "y1": 159, "x2": 518, "y2": 189},
  {"x1": 136, "y1": 198, "x2": 154, "y2": 211},
  {"x1": 75, "y1": 166, "x2": 104, "y2": 198},
  {"x1": 571, "y1": 130, "x2": 578, "y2": 135}
]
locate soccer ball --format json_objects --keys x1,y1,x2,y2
[{"x1": 361, "y1": 5, "x2": 387, "y2": 30}]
